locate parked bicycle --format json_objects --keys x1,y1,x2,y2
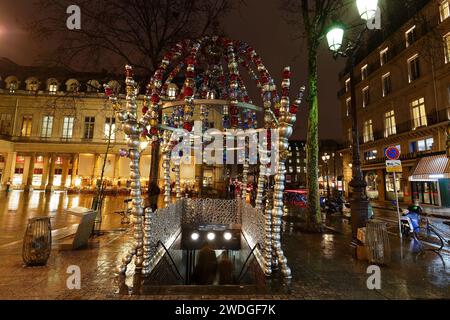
[{"x1": 400, "y1": 205, "x2": 449, "y2": 252}]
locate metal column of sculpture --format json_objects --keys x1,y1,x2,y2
[{"x1": 107, "y1": 36, "x2": 304, "y2": 278}]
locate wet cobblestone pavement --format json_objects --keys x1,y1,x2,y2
[{"x1": 0, "y1": 191, "x2": 449, "y2": 300}]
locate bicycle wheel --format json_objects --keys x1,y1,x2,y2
[{"x1": 415, "y1": 225, "x2": 444, "y2": 251}]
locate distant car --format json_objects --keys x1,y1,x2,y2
[{"x1": 284, "y1": 189, "x2": 308, "y2": 208}]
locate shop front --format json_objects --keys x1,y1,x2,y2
[{"x1": 409, "y1": 154, "x2": 450, "y2": 208}]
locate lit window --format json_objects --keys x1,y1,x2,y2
[
  {"x1": 41, "y1": 116, "x2": 54, "y2": 138},
  {"x1": 440, "y1": 1, "x2": 449, "y2": 21},
  {"x1": 382, "y1": 73, "x2": 392, "y2": 97},
  {"x1": 411, "y1": 97, "x2": 427, "y2": 129},
  {"x1": 361, "y1": 64, "x2": 368, "y2": 80},
  {"x1": 380, "y1": 48, "x2": 389, "y2": 66},
  {"x1": 363, "y1": 119, "x2": 374, "y2": 143},
  {"x1": 410, "y1": 138, "x2": 434, "y2": 152},
  {"x1": 345, "y1": 78, "x2": 350, "y2": 93},
  {"x1": 62, "y1": 117, "x2": 74, "y2": 139},
  {"x1": 104, "y1": 117, "x2": 116, "y2": 141},
  {"x1": 49, "y1": 83, "x2": 58, "y2": 94},
  {"x1": 346, "y1": 98, "x2": 351, "y2": 116},
  {"x1": 362, "y1": 86, "x2": 370, "y2": 108},
  {"x1": 408, "y1": 54, "x2": 420, "y2": 83},
  {"x1": 364, "y1": 150, "x2": 378, "y2": 161},
  {"x1": 21, "y1": 115, "x2": 33, "y2": 137},
  {"x1": 384, "y1": 110, "x2": 397, "y2": 137},
  {"x1": 444, "y1": 33, "x2": 450, "y2": 64},
  {"x1": 405, "y1": 26, "x2": 416, "y2": 47}
]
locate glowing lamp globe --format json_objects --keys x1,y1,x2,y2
[
  {"x1": 356, "y1": 0, "x2": 379, "y2": 21},
  {"x1": 326, "y1": 26, "x2": 345, "y2": 52}
]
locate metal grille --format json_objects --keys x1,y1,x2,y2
[
  {"x1": 366, "y1": 221, "x2": 391, "y2": 265},
  {"x1": 240, "y1": 200, "x2": 265, "y2": 249},
  {"x1": 22, "y1": 217, "x2": 52, "y2": 266},
  {"x1": 149, "y1": 201, "x2": 183, "y2": 250},
  {"x1": 182, "y1": 198, "x2": 239, "y2": 225}
]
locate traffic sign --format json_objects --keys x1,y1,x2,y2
[
  {"x1": 386, "y1": 160, "x2": 402, "y2": 173},
  {"x1": 385, "y1": 146, "x2": 400, "y2": 160}
]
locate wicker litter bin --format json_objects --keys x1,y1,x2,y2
[
  {"x1": 22, "y1": 217, "x2": 52, "y2": 266},
  {"x1": 366, "y1": 221, "x2": 391, "y2": 265}
]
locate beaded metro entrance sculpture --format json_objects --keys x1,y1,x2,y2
[{"x1": 107, "y1": 36, "x2": 304, "y2": 279}]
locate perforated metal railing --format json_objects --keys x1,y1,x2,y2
[{"x1": 144, "y1": 198, "x2": 266, "y2": 275}]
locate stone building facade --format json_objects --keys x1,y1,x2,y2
[{"x1": 339, "y1": 0, "x2": 450, "y2": 207}]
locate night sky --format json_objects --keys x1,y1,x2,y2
[{"x1": 0, "y1": 0, "x2": 345, "y2": 141}]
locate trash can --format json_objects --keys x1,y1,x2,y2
[
  {"x1": 22, "y1": 217, "x2": 52, "y2": 266},
  {"x1": 366, "y1": 220, "x2": 391, "y2": 265}
]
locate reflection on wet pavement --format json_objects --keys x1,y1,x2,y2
[{"x1": 0, "y1": 191, "x2": 448, "y2": 300}]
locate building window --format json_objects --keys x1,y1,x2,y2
[
  {"x1": 384, "y1": 110, "x2": 397, "y2": 137},
  {"x1": 440, "y1": 0, "x2": 450, "y2": 21},
  {"x1": 408, "y1": 54, "x2": 420, "y2": 82},
  {"x1": 346, "y1": 98, "x2": 351, "y2": 117},
  {"x1": 362, "y1": 86, "x2": 370, "y2": 108},
  {"x1": 62, "y1": 116, "x2": 74, "y2": 139},
  {"x1": 380, "y1": 48, "x2": 389, "y2": 66},
  {"x1": 21, "y1": 115, "x2": 33, "y2": 137},
  {"x1": 345, "y1": 78, "x2": 350, "y2": 93},
  {"x1": 361, "y1": 64, "x2": 368, "y2": 80},
  {"x1": 0, "y1": 113, "x2": 12, "y2": 135},
  {"x1": 84, "y1": 117, "x2": 95, "y2": 140},
  {"x1": 411, "y1": 98, "x2": 427, "y2": 129},
  {"x1": 410, "y1": 137, "x2": 434, "y2": 152},
  {"x1": 363, "y1": 119, "x2": 374, "y2": 143},
  {"x1": 41, "y1": 116, "x2": 53, "y2": 138},
  {"x1": 405, "y1": 26, "x2": 416, "y2": 47},
  {"x1": 364, "y1": 150, "x2": 378, "y2": 161},
  {"x1": 48, "y1": 83, "x2": 58, "y2": 95},
  {"x1": 382, "y1": 73, "x2": 392, "y2": 97},
  {"x1": 104, "y1": 117, "x2": 116, "y2": 141},
  {"x1": 444, "y1": 33, "x2": 450, "y2": 64}
]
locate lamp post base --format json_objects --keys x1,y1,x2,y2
[{"x1": 350, "y1": 196, "x2": 369, "y2": 238}]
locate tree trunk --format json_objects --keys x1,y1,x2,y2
[{"x1": 306, "y1": 44, "x2": 324, "y2": 233}]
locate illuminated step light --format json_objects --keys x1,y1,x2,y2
[
  {"x1": 207, "y1": 232, "x2": 216, "y2": 241},
  {"x1": 223, "y1": 232, "x2": 232, "y2": 241},
  {"x1": 191, "y1": 232, "x2": 200, "y2": 241}
]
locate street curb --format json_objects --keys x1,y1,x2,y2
[{"x1": 371, "y1": 205, "x2": 450, "y2": 221}]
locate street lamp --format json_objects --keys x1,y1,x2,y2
[
  {"x1": 322, "y1": 154, "x2": 331, "y2": 200},
  {"x1": 326, "y1": 0, "x2": 379, "y2": 238}
]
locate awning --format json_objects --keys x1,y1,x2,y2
[{"x1": 409, "y1": 154, "x2": 450, "y2": 181}]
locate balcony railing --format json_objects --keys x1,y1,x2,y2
[{"x1": 342, "y1": 109, "x2": 449, "y2": 148}]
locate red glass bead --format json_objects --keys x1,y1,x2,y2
[
  {"x1": 186, "y1": 56, "x2": 196, "y2": 66},
  {"x1": 142, "y1": 107, "x2": 149, "y2": 114},
  {"x1": 150, "y1": 127, "x2": 159, "y2": 136},
  {"x1": 290, "y1": 105, "x2": 298, "y2": 114},
  {"x1": 183, "y1": 122, "x2": 193, "y2": 132},
  {"x1": 283, "y1": 69, "x2": 292, "y2": 79},
  {"x1": 184, "y1": 86, "x2": 193, "y2": 97},
  {"x1": 151, "y1": 94, "x2": 160, "y2": 103}
]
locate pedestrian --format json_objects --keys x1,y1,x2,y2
[
  {"x1": 5, "y1": 178, "x2": 11, "y2": 193},
  {"x1": 217, "y1": 252, "x2": 234, "y2": 285},
  {"x1": 192, "y1": 244, "x2": 218, "y2": 285}
]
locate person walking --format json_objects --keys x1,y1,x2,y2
[
  {"x1": 192, "y1": 244, "x2": 218, "y2": 285},
  {"x1": 5, "y1": 178, "x2": 11, "y2": 193}
]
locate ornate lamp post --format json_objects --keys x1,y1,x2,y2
[
  {"x1": 322, "y1": 153, "x2": 331, "y2": 200},
  {"x1": 326, "y1": 0, "x2": 379, "y2": 238}
]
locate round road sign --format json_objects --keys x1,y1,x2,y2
[{"x1": 385, "y1": 146, "x2": 400, "y2": 160}]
